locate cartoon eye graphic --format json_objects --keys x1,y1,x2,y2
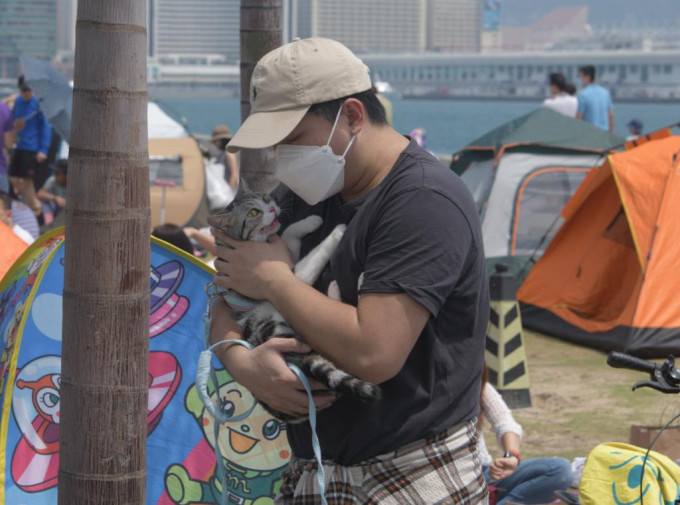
[
  {"x1": 262, "y1": 419, "x2": 282, "y2": 440},
  {"x1": 37, "y1": 387, "x2": 60, "y2": 416},
  {"x1": 247, "y1": 208, "x2": 262, "y2": 218},
  {"x1": 220, "y1": 399, "x2": 236, "y2": 419}
]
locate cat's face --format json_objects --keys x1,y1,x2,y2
[{"x1": 207, "y1": 192, "x2": 281, "y2": 242}]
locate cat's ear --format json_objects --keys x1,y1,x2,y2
[
  {"x1": 235, "y1": 177, "x2": 251, "y2": 197},
  {"x1": 207, "y1": 211, "x2": 237, "y2": 230}
]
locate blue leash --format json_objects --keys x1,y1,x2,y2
[{"x1": 197, "y1": 284, "x2": 328, "y2": 505}]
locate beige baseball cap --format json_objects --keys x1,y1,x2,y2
[{"x1": 227, "y1": 37, "x2": 372, "y2": 152}]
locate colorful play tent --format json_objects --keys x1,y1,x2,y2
[
  {"x1": 519, "y1": 133, "x2": 680, "y2": 358},
  {"x1": 451, "y1": 108, "x2": 623, "y2": 276},
  {"x1": 1, "y1": 229, "x2": 291, "y2": 504},
  {"x1": 0, "y1": 223, "x2": 28, "y2": 280}
]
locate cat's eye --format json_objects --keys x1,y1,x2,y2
[
  {"x1": 247, "y1": 209, "x2": 262, "y2": 218},
  {"x1": 263, "y1": 194, "x2": 271, "y2": 204}
]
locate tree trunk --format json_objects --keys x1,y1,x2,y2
[
  {"x1": 239, "y1": 0, "x2": 282, "y2": 192},
  {"x1": 59, "y1": 1, "x2": 149, "y2": 504}
]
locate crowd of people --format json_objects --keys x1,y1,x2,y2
[{"x1": 1, "y1": 76, "x2": 65, "y2": 247}]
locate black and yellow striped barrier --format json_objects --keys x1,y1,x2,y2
[{"x1": 485, "y1": 264, "x2": 531, "y2": 408}]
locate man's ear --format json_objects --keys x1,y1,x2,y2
[{"x1": 343, "y1": 98, "x2": 365, "y2": 136}]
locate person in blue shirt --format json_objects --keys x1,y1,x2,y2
[
  {"x1": 9, "y1": 75, "x2": 51, "y2": 216},
  {"x1": 576, "y1": 65, "x2": 614, "y2": 132}
]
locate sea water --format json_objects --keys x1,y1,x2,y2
[{"x1": 155, "y1": 97, "x2": 679, "y2": 155}]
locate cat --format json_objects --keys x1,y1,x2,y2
[{"x1": 207, "y1": 190, "x2": 380, "y2": 422}]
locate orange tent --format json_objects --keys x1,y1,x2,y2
[
  {"x1": 0, "y1": 222, "x2": 29, "y2": 280},
  {"x1": 518, "y1": 134, "x2": 680, "y2": 358}
]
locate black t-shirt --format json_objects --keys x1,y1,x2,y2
[{"x1": 272, "y1": 140, "x2": 489, "y2": 465}]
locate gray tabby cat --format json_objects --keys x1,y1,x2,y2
[{"x1": 207, "y1": 190, "x2": 380, "y2": 422}]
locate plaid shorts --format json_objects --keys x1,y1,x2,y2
[{"x1": 276, "y1": 419, "x2": 488, "y2": 505}]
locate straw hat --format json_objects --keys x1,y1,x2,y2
[{"x1": 211, "y1": 125, "x2": 233, "y2": 142}]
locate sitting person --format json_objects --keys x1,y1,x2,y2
[
  {"x1": 479, "y1": 365, "x2": 573, "y2": 504},
  {"x1": 37, "y1": 159, "x2": 67, "y2": 217},
  {"x1": 152, "y1": 223, "x2": 194, "y2": 255},
  {"x1": 183, "y1": 226, "x2": 217, "y2": 257},
  {"x1": 0, "y1": 190, "x2": 34, "y2": 245}
]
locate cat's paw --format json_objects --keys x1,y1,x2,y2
[
  {"x1": 330, "y1": 223, "x2": 347, "y2": 239},
  {"x1": 301, "y1": 215, "x2": 323, "y2": 232}
]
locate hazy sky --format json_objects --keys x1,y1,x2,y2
[{"x1": 502, "y1": 0, "x2": 680, "y2": 27}]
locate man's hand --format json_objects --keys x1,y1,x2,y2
[
  {"x1": 211, "y1": 228, "x2": 293, "y2": 300},
  {"x1": 489, "y1": 456, "x2": 519, "y2": 481},
  {"x1": 54, "y1": 196, "x2": 66, "y2": 208},
  {"x1": 13, "y1": 118, "x2": 25, "y2": 132},
  {"x1": 36, "y1": 152, "x2": 47, "y2": 163},
  {"x1": 232, "y1": 338, "x2": 336, "y2": 417},
  {"x1": 209, "y1": 297, "x2": 335, "y2": 417}
]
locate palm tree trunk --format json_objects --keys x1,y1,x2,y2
[
  {"x1": 59, "y1": 1, "x2": 149, "y2": 504},
  {"x1": 239, "y1": 0, "x2": 282, "y2": 192}
]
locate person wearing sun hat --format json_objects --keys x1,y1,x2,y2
[
  {"x1": 210, "y1": 37, "x2": 489, "y2": 504},
  {"x1": 210, "y1": 124, "x2": 239, "y2": 189}
]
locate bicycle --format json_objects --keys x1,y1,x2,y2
[{"x1": 556, "y1": 352, "x2": 680, "y2": 505}]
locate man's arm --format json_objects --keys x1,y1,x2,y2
[
  {"x1": 209, "y1": 296, "x2": 336, "y2": 417},
  {"x1": 213, "y1": 240, "x2": 429, "y2": 384},
  {"x1": 266, "y1": 272, "x2": 430, "y2": 384},
  {"x1": 608, "y1": 109, "x2": 615, "y2": 133},
  {"x1": 37, "y1": 187, "x2": 55, "y2": 202},
  {"x1": 213, "y1": 188, "x2": 468, "y2": 384}
]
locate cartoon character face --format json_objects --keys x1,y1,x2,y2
[
  {"x1": 11, "y1": 356, "x2": 62, "y2": 493},
  {"x1": 16, "y1": 373, "x2": 61, "y2": 454},
  {"x1": 187, "y1": 373, "x2": 290, "y2": 473}
]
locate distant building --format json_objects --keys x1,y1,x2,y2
[
  {"x1": 364, "y1": 49, "x2": 680, "y2": 100},
  {"x1": 0, "y1": 0, "x2": 58, "y2": 78},
  {"x1": 427, "y1": 0, "x2": 482, "y2": 52},
  {"x1": 56, "y1": 0, "x2": 76, "y2": 53},
  {"x1": 289, "y1": 0, "x2": 428, "y2": 53},
  {"x1": 149, "y1": 0, "x2": 240, "y2": 62},
  {"x1": 481, "y1": 0, "x2": 502, "y2": 52},
  {"x1": 502, "y1": 7, "x2": 590, "y2": 51}
]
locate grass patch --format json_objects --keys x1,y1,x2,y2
[{"x1": 482, "y1": 329, "x2": 680, "y2": 462}]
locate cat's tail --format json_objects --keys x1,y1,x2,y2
[{"x1": 304, "y1": 354, "x2": 381, "y2": 402}]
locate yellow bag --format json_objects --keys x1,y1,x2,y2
[{"x1": 580, "y1": 442, "x2": 680, "y2": 505}]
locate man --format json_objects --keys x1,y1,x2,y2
[
  {"x1": 210, "y1": 38, "x2": 489, "y2": 504},
  {"x1": 9, "y1": 75, "x2": 51, "y2": 216},
  {"x1": 0, "y1": 191, "x2": 34, "y2": 245},
  {"x1": 541, "y1": 72, "x2": 577, "y2": 118},
  {"x1": 576, "y1": 65, "x2": 614, "y2": 132}
]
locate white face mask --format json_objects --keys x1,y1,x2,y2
[{"x1": 275, "y1": 107, "x2": 356, "y2": 206}]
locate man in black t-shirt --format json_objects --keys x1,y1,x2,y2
[{"x1": 210, "y1": 38, "x2": 489, "y2": 504}]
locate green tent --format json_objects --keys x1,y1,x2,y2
[{"x1": 452, "y1": 108, "x2": 624, "y2": 278}]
